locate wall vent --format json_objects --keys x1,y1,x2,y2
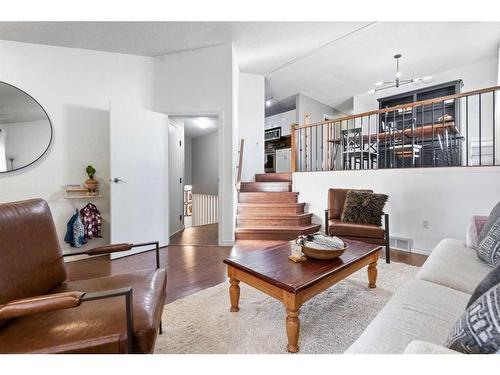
[{"x1": 390, "y1": 237, "x2": 413, "y2": 252}]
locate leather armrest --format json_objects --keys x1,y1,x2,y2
[
  {"x1": 0, "y1": 291, "x2": 85, "y2": 320},
  {"x1": 86, "y1": 243, "x2": 133, "y2": 255}
]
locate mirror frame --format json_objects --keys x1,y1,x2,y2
[{"x1": 0, "y1": 81, "x2": 53, "y2": 174}]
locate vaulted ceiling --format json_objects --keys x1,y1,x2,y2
[{"x1": 0, "y1": 22, "x2": 499, "y2": 112}]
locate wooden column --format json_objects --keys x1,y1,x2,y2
[{"x1": 290, "y1": 123, "x2": 298, "y2": 172}]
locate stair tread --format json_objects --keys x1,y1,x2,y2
[
  {"x1": 235, "y1": 224, "x2": 320, "y2": 232},
  {"x1": 236, "y1": 213, "x2": 312, "y2": 218},
  {"x1": 237, "y1": 202, "x2": 305, "y2": 206}
]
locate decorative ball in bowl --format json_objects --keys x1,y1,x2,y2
[{"x1": 297, "y1": 233, "x2": 348, "y2": 260}]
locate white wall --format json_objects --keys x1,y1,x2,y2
[
  {"x1": 293, "y1": 167, "x2": 500, "y2": 253},
  {"x1": 191, "y1": 130, "x2": 219, "y2": 195},
  {"x1": 296, "y1": 93, "x2": 342, "y2": 124},
  {"x1": 0, "y1": 40, "x2": 154, "y2": 252},
  {"x1": 184, "y1": 136, "x2": 193, "y2": 185},
  {"x1": 238, "y1": 73, "x2": 264, "y2": 182},
  {"x1": 154, "y1": 43, "x2": 237, "y2": 245}
]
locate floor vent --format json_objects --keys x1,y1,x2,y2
[{"x1": 390, "y1": 237, "x2": 413, "y2": 252}]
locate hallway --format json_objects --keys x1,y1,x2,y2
[{"x1": 170, "y1": 223, "x2": 219, "y2": 246}]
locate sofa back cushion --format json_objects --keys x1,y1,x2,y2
[
  {"x1": 0, "y1": 199, "x2": 66, "y2": 306},
  {"x1": 328, "y1": 188, "x2": 372, "y2": 220}
]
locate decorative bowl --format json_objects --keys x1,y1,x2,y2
[{"x1": 301, "y1": 244, "x2": 347, "y2": 260}]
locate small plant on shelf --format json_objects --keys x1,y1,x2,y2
[{"x1": 84, "y1": 165, "x2": 99, "y2": 195}]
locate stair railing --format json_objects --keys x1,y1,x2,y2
[
  {"x1": 291, "y1": 85, "x2": 500, "y2": 172},
  {"x1": 236, "y1": 138, "x2": 244, "y2": 191}
]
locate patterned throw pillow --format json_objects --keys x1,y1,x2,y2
[
  {"x1": 476, "y1": 216, "x2": 500, "y2": 267},
  {"x1": 466, "y1": 216, "x2": 489, "y2": 249},
  {"x1": 467, "y1": 263, "x2": 500, "y2": 308},
  {"x1": 446, "y1": 283, "x2": 500, "y2": 353},
  {"x1": 478, "y1": 201, "x2": 500, "y2": 243},
  {"x1": 341, "y1": 191, "x2": 388, "y2": 226}
]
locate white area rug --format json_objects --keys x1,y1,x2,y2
[{"x1": 154, "y1": 261, "x2": 419, "y2": 354}]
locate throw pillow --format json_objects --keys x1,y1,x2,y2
[
  {"x1": 466, "y1": 215, "x2": 489, "y2": 248},
  {"x1": 476, "y1": 216, "x2": 500, "y2": 267},
  {"x1": 341, "y1": 191, "x2": 388, "y2": 226},
  {"x1": 467, "y1": 262, "x2": 500, "y2": 308},
  {"x1": 446, "y1": 283, "x2": 500, "y2": 353},
  {"x1": 478, "y1": 201, "x2": 500, "y2": 243}
]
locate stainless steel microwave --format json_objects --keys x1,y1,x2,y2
[{"x1": 265, "y1": 127, "x2": 281, "y2": 141}]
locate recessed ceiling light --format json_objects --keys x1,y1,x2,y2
[
  {"x1": 194, "y1": 118, "x2": 212, "y2": 129},
  {"x1": 375, "y1": 81, "x2": 384, "y2": 86},
  {"x1": 265, "y1": 99, "x2": 272, "y2": 107}
]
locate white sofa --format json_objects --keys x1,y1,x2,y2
[{"x1": 346, "y1": 239, "x2": 491, "y2": 354}]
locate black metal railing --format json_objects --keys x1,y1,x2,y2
[{"x1": 291, "y1": 86, "x2": 499, "y2": 172}]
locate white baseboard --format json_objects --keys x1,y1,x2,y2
[
  {"x1": 219, "y1": 239, "x2": 234, "y2": 246},
  {"x1": 392, "y1": 247, "x2": 431, "y2": 256}
]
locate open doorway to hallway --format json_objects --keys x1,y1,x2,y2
[{"x1": 169, "y1": 115, "x2": 219, "y2": 246}]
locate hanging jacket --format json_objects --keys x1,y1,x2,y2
[
  {"x1": 64, "y1": 210, "x2": 79, "y2": 246},
  {"x1": 72, "y1": 210, "x2": 86, "y2": 248},
  {"x1": 80, "y1": 203, "x2": 102, "y2": 240}
]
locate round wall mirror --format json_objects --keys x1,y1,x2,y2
[{"x1": 0, "y1": 82, "x2": 52, "y2": 173}]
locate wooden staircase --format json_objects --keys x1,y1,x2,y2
[{"x1": 235, "y1": 172, "x2": 320, "y2": 240}]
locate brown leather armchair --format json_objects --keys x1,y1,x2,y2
[
  {"x1": 324, "y1": 189, "x2": 390, "y2": 263},
  {"x1": 0, "y1": 199, "x2": 167, "y2": 353}
]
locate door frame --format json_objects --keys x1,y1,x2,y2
[
  {"x1": 168, "y1": 120, "x2": 185, "y2": 237},
  {"x1": 166, "y1": 111, "x2": 223, "y2": 245}
]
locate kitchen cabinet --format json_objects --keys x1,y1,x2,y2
[{"x1": 265, "y1": 109, "x2": 296, "y2": 136}]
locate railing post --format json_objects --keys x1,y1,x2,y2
[{"x1": 291, "y1": 123, "x2": 298, "y2": 172}]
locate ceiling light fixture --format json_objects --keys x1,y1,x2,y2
[
  {"x1": 368, "y1": 54, "x2": 432, "y2": 94},
  {"x1": 265, "y1": 97, "x2": 273, "y2": 107},
  {"x1": 194, "y1": 117, "x2": 212, "y2": 129}
]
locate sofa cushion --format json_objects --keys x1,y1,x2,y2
[
  {"x1": 416, "y1": 239, "x2": 491, "y2": 294},
  {"x1": 341, "y1": 191, "x2": 388, "y2": 226},
  {"x1": 328, "y1": 219, "x2": 385, "y2": 239},
  {"x1": 468, "y1": 263, "x2": 500, "y2": 308},
  {"x1": 446, "y1": 283, "x2": 500, "y2": 354},
  {"x1": 476, "y1": 216, "x2": 500, "y2": 267},
  {"x1": 478, "y1": 201, "x2": 500, "y2": 243},
  {"x1": 345, "y1": 279, "x2": 470, "y2": 354},
  {"x1": 0, "y1": 268, "x2": 167, "y2": 353}
]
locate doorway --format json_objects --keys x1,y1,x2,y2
[{"x1": 168, "y1": 114, "x2": 220, "y2": 246}]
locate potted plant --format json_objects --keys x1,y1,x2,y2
[{"x1": 84, "y1": 165, "x2": 99, "y2": 195}]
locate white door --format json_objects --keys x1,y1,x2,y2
[
  {"x1": 169, "y1": 122, "x2": 183, "y2": 236},
  {"x1": 110, "y1": 103, "x2": 169, "y2": 259}
]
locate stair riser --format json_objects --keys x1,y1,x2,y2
[
  {"x1": 235, "y1": 225, "x2": 320, "y2": 241},
  {"x1": 238, "y1": 192, "x2": 298, "y2": 203},
  {"x1": 240, "y1": 182, "x2": 291, "y2": 192},
  {"x1": 236, "y1": 217, "x2": 312, "y2": 227},
  {"x1": 235, "y1": 232, "x2": 299, "y2": 241},
  {"x1": 255, "y1": 173, "x2": 292, "y2": 183},
  {"x1": 237, "y1": 205, "x2": 305, "y2": 215}
]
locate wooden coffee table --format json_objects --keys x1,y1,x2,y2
[{"x1": 223, "y1": 239, "x2": 381, "y2": 353}]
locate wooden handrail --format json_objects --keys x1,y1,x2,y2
[
  {"x1": 295, "y1": 85, "x2": 500, "y2": 130},
  {"x1": 236, "y1": 138, "x2": 244, "y2": 190}
]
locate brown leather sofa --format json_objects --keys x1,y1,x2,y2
[
  {"x1": 325, "y1": 188, "x2": 390, "y2": 263},
  {"x1": 0, "y1": 199, "x2": 167, "y2": 353}
]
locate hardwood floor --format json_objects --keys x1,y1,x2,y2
[
  {"x1": 170, "y1": 223, "x2": 219, "y2": 246},
  {"x1": 65, "y1": 225, "x2": 428, "y2": 304}
]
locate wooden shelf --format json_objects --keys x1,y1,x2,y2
[
  {"x1": 65, "y1": 194, "x2": 103, "y2": 200},
  {"x1": 64, "y1": 185, "x2": 102, "y2": 200}
]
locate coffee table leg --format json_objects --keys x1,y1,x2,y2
[
  {"x1": 368, "y1": 261, "x2": 378, "y2": 289},
  {"x1": 285, "y1": 308, "x2": 300, "y2": 353},
  {"x1": 229, "y1": 278, "x2": 240, "y2": 312}
]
